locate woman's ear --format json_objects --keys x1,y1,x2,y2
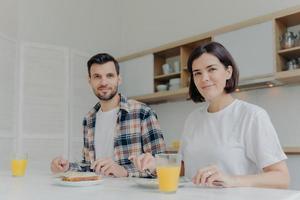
[{"x1": 226, "y1": 65, "x2": 233, "y2": 80}]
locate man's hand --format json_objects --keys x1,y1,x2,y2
[
  {"x1": 129, "y1": 152, "x2": 156, "y2": 172},
  {"x1": 91, "y1": 158, "x2": 128, "y2": 177},
  {"x1": 50, "y1": 156, "x2": 69, "y2": 173}
]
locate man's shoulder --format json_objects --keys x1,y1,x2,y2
[
  {"x1": 126, "y1": 99, "x2": 152, "y2": 112},
  {"x1": 83, "y1": 102, "x2": 100, "y2": 121}
]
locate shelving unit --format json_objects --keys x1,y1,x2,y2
[
  {"x1": 274, "y1": 11, "x2": 300, "y2": 84},
  {"x1": 154, "y1": 72, "x2": 180, "y2": 81},
  {"x1": 154, "y1": 47, "x2": 181, "y2": 92},
  {"x1": 151, "y1": 38, "x2": 211, "y2": 98},
  {"x1": 283, "y1": 147, "x2": 300, "y2": 155},
  {"x1": 132, "y1": 87, "x2": 189, "y2": 104}
]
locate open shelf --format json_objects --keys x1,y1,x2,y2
[
  {"x1": 275, "y1": 68, "x2": 300, "y2": 84},
  {"x1": 154, "y1": 72, "x2": 181, "y2": 81},
  {"x1": 278, "y1": 46, "x2": 300, "y2": 59},
  {"x1": 283, "y1": 147, "x2": 300, "y2": 155},
  {"x1": 131, "y1": 87, "x2": 189, "y2": 104},
  {"x1": 275, "y1": 11, "x2": 300, "y2": 73}
]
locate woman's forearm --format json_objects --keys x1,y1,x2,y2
[{"x1": 233, "y1": 170, "x2": 290, "y2": 189}]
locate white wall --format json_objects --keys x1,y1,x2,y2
[
  {"x1": 18, "y1": 0, "x2": 121, "y2": 55},
  {"x1": 0, "y1": 0, "x2": 18, "y2": 38}
]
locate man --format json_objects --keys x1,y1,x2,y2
[{"x1": 51, "y1": 53, "x2": 166, "y2": 177}]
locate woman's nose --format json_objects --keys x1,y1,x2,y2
[{"x1": 200, "y1": 72, "x2": 209, "y2": 82}]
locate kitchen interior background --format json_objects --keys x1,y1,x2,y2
[{"x1": 0, "y1": 0, "x2": 300, "y2": 189}]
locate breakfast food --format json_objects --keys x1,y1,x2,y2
[{"x1": 61, "y1": 171, "x2": 100, "y2": 182}]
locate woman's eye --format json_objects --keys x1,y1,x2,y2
[{"x1": 193, "y1": 72, "x2": 201, "y2": 76}]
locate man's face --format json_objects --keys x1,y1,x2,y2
[{"x1": 88, "y1": 61, "x2": 121, "y2": 101}]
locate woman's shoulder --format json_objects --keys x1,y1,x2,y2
[
  {"x1": 185, "y1": 102, "x2": 208, "y2": 121},
  {"x1": 234, "y1": 99, "x2": 267, "y2": 116}
]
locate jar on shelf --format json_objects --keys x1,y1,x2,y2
[
  {"x1": 280, "y1": 31, "x2": 297, "y2": 49},
  {"x1": 285, "y1": 59, "x2": 299, "y2": 71}
]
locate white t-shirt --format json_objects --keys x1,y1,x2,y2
[
  {"x1": 94, "y1": 107, "x2": 119, "y2": 160},
  {"x1": 180, "y1": 99, "x2": 287, "y2": 179}
]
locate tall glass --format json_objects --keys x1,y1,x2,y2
[
  {"x1": 156, "y1": 154, "x2": 181, "y2": 193},
  {"x1": 11, "y1": 153, "x2": 28, "y2": 177}
]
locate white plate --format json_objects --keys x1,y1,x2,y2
[
  {"x1": 53, "y1": 178, "x2": 104, "y2": 187},
  {"x1": 131, "y1": 177, "x2": 189, "y2": 189}
]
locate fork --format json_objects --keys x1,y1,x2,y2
[
  {"x1": 144, "y1": 169, "x2": 155, "y2": 178},
  {"x1": 75, "y1": 161, "x2": 94, "y2": 172}
]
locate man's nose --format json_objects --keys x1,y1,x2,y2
[{"x1": 99, "y1": 78, "x2": 108, "y2": 85}]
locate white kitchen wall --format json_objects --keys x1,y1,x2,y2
[
  {"x1": 18, "y1": 0, "x2": 121, "y2": 55},
  {"x1": 0, "y1": 0, "x2": 18, "y2": 38}
]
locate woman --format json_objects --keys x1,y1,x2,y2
[{"x1": 131, "y1": 42, "x2": 289, "y2": 188}]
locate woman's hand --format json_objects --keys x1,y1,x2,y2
[{"x1": 192, "y1": 165, "x2": 236, "y2": 187}]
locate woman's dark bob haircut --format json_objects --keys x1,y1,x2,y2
[{"x1": 187, "y1": 41, "x2": 239, "y2": 103}]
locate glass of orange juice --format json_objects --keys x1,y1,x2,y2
[
  {"x1": 11, "y1": 153, "x2": 28, "y2": 177},
  {"x1": 156, "y1": 153, "x2": 181, "y2": 193}
]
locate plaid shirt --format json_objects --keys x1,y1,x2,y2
[{"x1": 70, "y1": 94, "x2": 166, "y2": 177}]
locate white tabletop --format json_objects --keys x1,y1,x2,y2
[{"x1": 1, "y1": 171, "x2": 300, "y2": 200}]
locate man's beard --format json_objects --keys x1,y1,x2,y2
[{"x1": 95, "y1": 86, "x2": 118, "y2": 101}]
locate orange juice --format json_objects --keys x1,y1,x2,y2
[
  {"x1": 157, "y1": 166, "x2": 180, "y2": 192},
  {"x1": 11, "y1": 159, "x2": 27, "y2": 176}
]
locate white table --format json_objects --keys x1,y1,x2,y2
[{"x1": 1, "y1": 171, "x2": 300, "y2": 200}]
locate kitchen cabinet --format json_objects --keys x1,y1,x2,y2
[
  {"x1": 213, "y1": 21, "x2": 274, "y2": 80},
  {"x1": 119, "y1": 54, "x2": 154, "y2": 97},
  {"x1": 274, "y1": 11, "x2": 300, "y2": 83}
]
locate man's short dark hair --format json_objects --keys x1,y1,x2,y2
[
  {"x1": 187, "y1": 41, "x2": 239, "y2": 103},
  {"x1": 87, "y1": 53, "x2": 120, "y2": 77}
]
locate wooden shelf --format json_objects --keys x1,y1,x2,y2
[
  {"x1": 275, "y1": 68, "x2": 300, "y2": 84},
  {"x1": 154, "y1": 72, "x2": 181, "y2": 81},
  {"x1": 283, "y1": 147, "x2": 300, "y2": 155},
  {"x1": 278, "y1": 46, "x2": 300, "y2": 59},
  {"x1": 131, "y1": 87, "x2": 189, "y2": 104},
  {"x1": 276, "y1": 12, "x2": 300, "y2": 27}
]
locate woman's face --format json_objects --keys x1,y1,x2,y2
[{"x1": 192, "y1": 53, "x2": 232, "y2": 102}]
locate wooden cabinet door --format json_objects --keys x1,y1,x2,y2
[
  {"x1": 214, "y1": 21, "x2": 274, "y2": 80},
  {"x1": 119, "y1": 54, "x2": 154, "y2": 97}
]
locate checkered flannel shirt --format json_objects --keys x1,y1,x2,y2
[{"x1": 69, "y1": 94, "x2": 166, "y2": 177}]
